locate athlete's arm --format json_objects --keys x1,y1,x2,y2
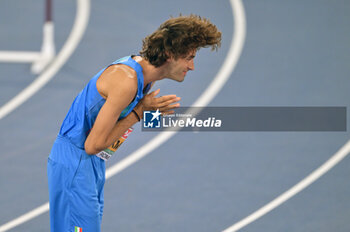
[
  {"x1": 84, "y1": 64, "x2": 137, "y2": 155},
  {"x1": 84, "y1": 65, "x2": 180, "y2": 155}
]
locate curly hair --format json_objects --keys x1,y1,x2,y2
[{"x1": 140, "y1": 15, "x2": 222, "y2": 67}]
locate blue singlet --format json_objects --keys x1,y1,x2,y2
[{"x1": 47, "y1": 56, "x2": 151, "y2": 232}]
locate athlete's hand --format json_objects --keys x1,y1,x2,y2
[{"x1": 135, "y1": 89, "x2": 180, "y2": 118}]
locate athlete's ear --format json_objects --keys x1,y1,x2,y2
[{"x1": 165, "y1": 51, "x2": 174, "y2": 62}]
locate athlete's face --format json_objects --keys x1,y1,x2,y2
[{"x1": 166, "y1": 50, "x2": 196, "y2": 82}]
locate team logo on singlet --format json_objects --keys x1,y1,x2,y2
[{"x1": 143, "y1": 109, "x2": 162, "y2": 128}]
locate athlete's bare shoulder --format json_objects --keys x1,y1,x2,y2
[{"x1": 97, "y1": 64, "x2": 137, "y2": 99}]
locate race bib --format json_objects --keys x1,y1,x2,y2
[{"x1": 96, "y1": 127, "x2": 133, "y2": 161}]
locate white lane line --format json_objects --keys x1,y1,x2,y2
[
  {"x1": 222, "y1": 140, "x2": 350, "y2": 232},
  {"x1": 0, "y1": 0, "x2": 246, "y2": 230},
  {"x1": 0, "y1": 0, "x2": 90, "y2": 120},
  {"x1": 0, "y1": 0, "x2": 90, "y2": 231},
  {"x1": 193, "y1": 0, "x2": 246, "y2": 107},
  {"x1": 0, "y1": 203, "x2": 49, "y2": 232}
]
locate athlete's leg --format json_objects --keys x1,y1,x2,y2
[
  {"x1": 70, "y1": 153, "x2": 105, "y2": 232},
  {"x1": 48, "y1": 157, "x2": 70, "y2": 232},
  {"x1": 48, "y1": 135, "x2": 83, "y2": 232},
  {"x1": 48, "y1": 136, "x2": 105, "y2": 232}
]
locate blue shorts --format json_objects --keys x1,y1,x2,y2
[{"x1": 47, "y1": 135, "x2": 105, "y2": 232}]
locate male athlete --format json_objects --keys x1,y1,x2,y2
[{"x1": 47, "y1": 15, "x2": 221, "y2": 232}]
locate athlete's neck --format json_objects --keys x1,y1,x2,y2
[{"x1": 133, "y1": 56, "x2": 167, "y2": 86}]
